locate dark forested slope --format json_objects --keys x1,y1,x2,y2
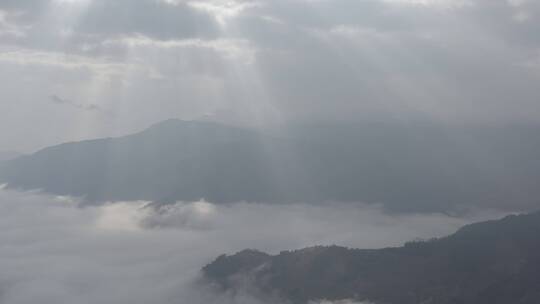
[{"x1": 203, "y1": 211, "x2": 540, "y2": 304}]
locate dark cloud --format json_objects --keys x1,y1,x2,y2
[
  {"x1": 0, "y1": 0, "x2": 48, "y2": 14},
  {"x1": 0, "y1": 0, "x2": 220, "y2": 40},
  {"x1": 74, "y1": 0, "x2": 220, "y2": 40}
]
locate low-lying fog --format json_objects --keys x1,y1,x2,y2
[{"x1": 0, "y1": 186, "x2": 507, "y2": 304}]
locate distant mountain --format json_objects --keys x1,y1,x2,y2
[
  {"x1": 1, "y1": 119, "x2": 540, "y2": 212},
  {"x1": 0, "y1": 150, "x2": 22, "y2": 162},
  {"x1": 0, "y1": 119, "x2": 292, "y2": 203},
  {"x1": 203, "y1": 211, "x2": 540, "y2": 304}
]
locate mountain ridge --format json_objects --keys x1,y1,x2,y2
[
  {"x1": 202, "y1": 211, "x2": 540, "y2": 304},
  {"x1": 1, "y1": 119, "x2": 540, "y2": 213}
]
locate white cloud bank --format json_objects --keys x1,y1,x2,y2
[{"x1": 0, "y1": 187, "x2": 508, "y2": 303}]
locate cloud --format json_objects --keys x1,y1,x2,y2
[
  {"x1": 73, "y1": 0, "x2": 219, "y2": 40},
  {"x1": 103, "y1": 35, "x2": 256, "y2": 63},
  {"x1": 382, "y1": 0, "x2": 473, "y2": 8},
  {"x1": 185, "y1": 0, "x2": 262, "y2": 26},
  {"x1": 0, "y1": 188, "x2": 507, "y2": 303},
  {"x1": 0, "y1": 47, "x2": 140, "y2": 79},
  {"x1": 0, "y1": 0, "x2": 540, "y2": 152},
  {"x1": 0, "y1": 0, "x2": 219, "y2": 41},
  {"x1": 0, "y1": 10, "x2": 28, "y2": 38}
]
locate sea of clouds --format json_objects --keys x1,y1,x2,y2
[{"x1": 0, "y1": 186, "x2": 507, "y2": 304}]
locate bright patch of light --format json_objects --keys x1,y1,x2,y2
[
  {"x1": 0, "y1": 47, "x2": 144, "y2": 80},
  {"x1": 95, "y1": 202, "x2": 149, "y2": 231},
  {"x1": 104, "y1": 35, "x2": 256, "y2": 63},
  {"x1": 186, "y1": 0, "x2": 261, "y2": 26}
]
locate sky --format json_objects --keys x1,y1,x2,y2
[
  {"x1": 0, "y1": 186, "x2": 506, "y2": 304},
  {"x1": 0, "y1": 0, "x2": 539, "y2": 152}
]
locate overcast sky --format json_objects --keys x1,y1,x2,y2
[{"x1": 0, "y1": 0, "x2": 539, "y2": 152}]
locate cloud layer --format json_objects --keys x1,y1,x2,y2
[{"x1": 0, "y1": 187, "x2": 506, "y2": 303}]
